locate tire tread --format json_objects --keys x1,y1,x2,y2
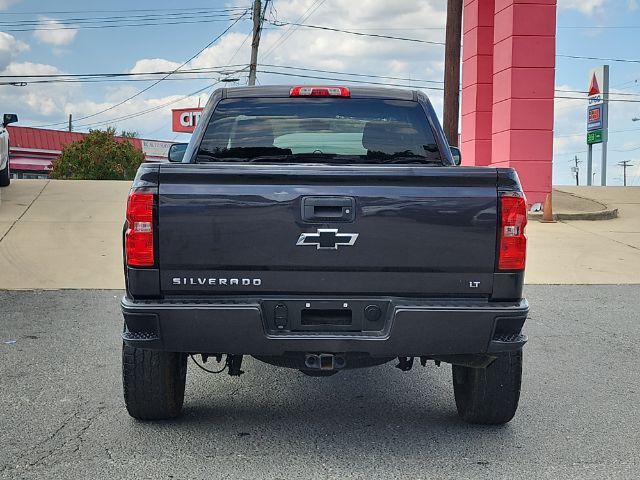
[
  {"x1": 452, "y1": 349, "x2": 522, "y2": 425},
  {"x1": 122, "y1": 343, "x2": 187, "y2": 420}
]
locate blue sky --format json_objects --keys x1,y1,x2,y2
[{"x1": 1, "y1": 0, "x2": 639, "y2": 185}]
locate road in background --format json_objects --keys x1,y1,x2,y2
[
  {"x1": 1, "y1": 286, "x2": 638, "y2": 479},
  {"x1": 1, "y1": 180, "x2": 639, "y2": 288}
]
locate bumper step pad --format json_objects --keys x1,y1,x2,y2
[{"x1": 488, "y1": 333, "x2": 527, "y2": 353}]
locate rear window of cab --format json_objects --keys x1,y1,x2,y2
[{"x1": 197, "y1": 97, "x2": 443, "y2": 165}]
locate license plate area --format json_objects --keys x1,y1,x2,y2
[
  {"x1": 262, "y1": 299, "x2": 389, "y2": 334},
  {"x1": 301, "y1": 309, "x2": 352, "y2": 326}
]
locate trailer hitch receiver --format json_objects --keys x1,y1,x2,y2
[{"x1": 304, "y1": 353, "x2": 346, "y2": 370}]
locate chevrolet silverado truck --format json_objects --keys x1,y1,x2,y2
[{"x1": 121, "y1": 85, "x2": 528, "y2": 425}]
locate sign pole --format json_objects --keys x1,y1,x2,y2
[
  {"x1": 586, "y1": 65, "x2": 609, "y2": 186},
  {"x1": 601, "y1": 65, "x2": 609, "y2": 186},
  {"x1": 587, "y1": 144, "x2": 593, "y2": 185}
]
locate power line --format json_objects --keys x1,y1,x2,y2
[
  {"x1": 557, "y1": 53, "x2": 640, "y2": 64},
  {"x1": 13, "y1": 63, "x2": 640, "y2": 102},
  {"x1": 555, "y1": 88, "x2": 640, "y2": 97},
  {"x1": 255, "y1": 69, "x2": 445, "y2": 90},
  {"x1": 0, "y1": 64, "x2": 247, "y2": 78},
  {"x1": 260, "y1": 64, "x2": 444, "y2": 84},
  {"x1": 32, "y1": 13, "x2": 248, "y2": 129},
  {"x1": 0, "y1": 76, "x2": 230, "y2": 85},
  {"x1": 0, "y1": 6, "x2": 249, "y2": 15},
  {"x1": 0, "y1": 63, "x2": 445, "y2": 85},
  {"x1": 261, "y1": 0, "x2": 326, "y2": 60},
  {"x1": 0, "y1": 13, "x2": 249, "y2": 32},
  {"x1": 73, "y1": 82, "x2": 220, "y2": 130},
  {"x1": 267, "y1": 20, "x2": 446, "y2": 45},
  {"x1": 0, "y1": 9, "x2": 248, "y2": 26},
  {"x1": 556, "y1": 127, "x2": 640, "y2": 140},
  {"x1": 9, "y1": 18, "x2": 247, "y2": 32},
  {"x1": 18, "y1": 63, "x2": 640, "y2": 100},
  {"x1": 555, "y1": 95, "x2": 640, "y2": 103},
  {"x1": 558, "y1": 24, "x2": 640, "y2": 29}
]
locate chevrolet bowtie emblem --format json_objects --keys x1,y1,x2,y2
[{"x1": 296, "y1": 229, "x2": 359, "y2": 250}]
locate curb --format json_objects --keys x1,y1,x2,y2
[{"x1": 529, "y1": 208, "x2": 618, "y2": 221}]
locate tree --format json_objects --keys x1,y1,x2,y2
[
  {"x1": 120, "y1": 130, "x2": 139, "y2": 138},
  {"x1": 49, "y1": 127, "x2": 144, "y2": 180}
]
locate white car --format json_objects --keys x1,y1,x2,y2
[{"x1": 0, "y1": 113, "x2": 18, "y2": 187}]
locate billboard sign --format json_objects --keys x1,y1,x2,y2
[
  {"x1": 585, "y1": 65, "x2": 609, "y2": 185},
  {"x1": 587, "y1": 68, "x2": 604, "y2": 106},
  {"x1": 141, "y1": 139, "x2": 172, "y2": 160},
  {"x1": 587, "y1": 105, "x2": 602, "y2": 131},
  {"x1": 586, "y1": 66, "x2": 607, "y2": 145},
  {"x1": 171, "y1": 108, "x2": 204, "y2": 133},
  {"x1": 587, "y1": 130, "x2": 603, "y2": 145}
]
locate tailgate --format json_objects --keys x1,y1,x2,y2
[{"x1": 158, "y1": 164, "x2": 498, "y2": 296}]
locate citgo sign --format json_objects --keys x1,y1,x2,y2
[{"x1": 171, "y1": 108, "x2": 204, "y2": 133}]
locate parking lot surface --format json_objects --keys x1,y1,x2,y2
[{"x1": 1, "y1": 285, "x2": 638, "y2": 479}]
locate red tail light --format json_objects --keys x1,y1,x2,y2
[
  {"x1": 498, "y1": 192, "x2": 527, "y2": 271},
  {"x1": 125, "y1": 191, "x2": 154, "y2": 267},
  {"x1": 290, "y1": 86, "x2": 350, "y2": 97}
]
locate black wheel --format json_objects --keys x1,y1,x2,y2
[
  {"x1": 452, "y1": 349, "x2": 522, "y2": 425},
  {"x1": 122, "y1": 343, "x2": 188, "y2": 420},
  {"x1": 0, "y1": 162, "x2": 9, "y2": 187}
]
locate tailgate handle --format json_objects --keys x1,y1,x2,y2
[{"x1": 302, "y1": 197, "x2": 355, "y2": 222}]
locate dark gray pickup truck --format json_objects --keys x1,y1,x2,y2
[{"x1": 121, "y1": 85, "x2": 528, "y2": 424}]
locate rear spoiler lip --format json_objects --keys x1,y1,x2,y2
[{"x1": 157, "y1": 163, "x2": 500, "y2": 187}]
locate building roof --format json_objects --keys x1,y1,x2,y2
[
  {"x1": 7, "y1": 126, "x2": 87, "y2": 152},
  {"x1": 7, "y1": 126, "x2": 174, "y2": 172}
]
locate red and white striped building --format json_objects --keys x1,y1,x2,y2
[{"x1": 7, "y1": 126, "x2": 174, "y2": 179}]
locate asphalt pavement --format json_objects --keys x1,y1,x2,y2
[{"x1": 1, "y1": 286, "x2": 638, "y2": 480}]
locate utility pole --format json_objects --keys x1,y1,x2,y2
[
  {"x1": 443, "y1": 0, "x2": 462, "y2": 146},
  {"x1": 68, "y1": 114, "x2": 72, "y2": 132},
  {"x1": 570, "y1": 155, "x2": 582, "y2": 186},
  {"x1": 618, "y1": 160, "x2": 634, "y2": 186},
  {"x1": 248, "y1": 0, "x2": 264, "y2": 86}
]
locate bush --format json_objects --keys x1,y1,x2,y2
[{"x1": 49, "y1": 127, "x2": 144, "y2": 180}]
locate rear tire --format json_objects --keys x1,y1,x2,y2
[
  {"x1": 0, "y1": 163, "x2": 9, "y2": 187},
  {"x1": 452, "y1": 349, "x2": 522, "y2": 425},
  {"x1": 122, "y1": 343, "x2": 188, "y2": 420}
]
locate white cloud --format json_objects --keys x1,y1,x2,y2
[
  {"x1": 15, "y1": 0, "x2": 447, "y2": 139},
  {"x1": 33, "y1": 16, "x2": 79, "y2": 46},
  {"x1": 0, "y1": 2, "x2": 439, "y2": 140},
  {"x1": 558, "y1": 0, "x2": 606, "y2": 15},
  {"x1": 110, "y1": 0, "x2": 447, "y2": 137},
  {"x1": 628, "y1": 0, "x2": 638, "y2": 10},
  {"x1": 129, "y1": 58, "x2": 182, "y2": 74},
  {"x1": 0, "y1": 32, "x2": 29, "y2": 70},
  {"x1": 0, "y1": 62, "x2": 77, "y2": 117}
]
